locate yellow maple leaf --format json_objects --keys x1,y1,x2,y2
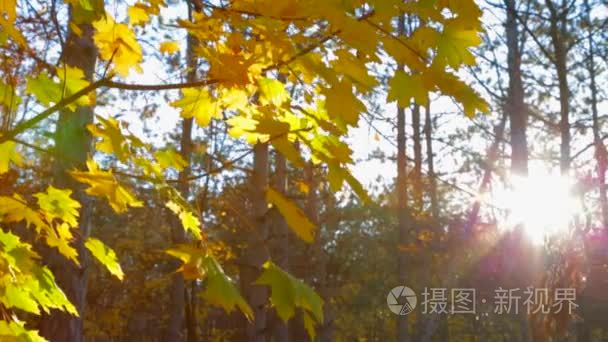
[
  {"x1": 128, "y1": 4, "x2": 150, "y2": 26},
  {"x1": 93, "y1": 15, "x2": 143, "y2": 77},
  {"x1": 160, "y1": 41, "x2": 180, "y2": 54},
  {"x1": 258, "y1": 78, "x2": 289, "y2": 106},
  {"x1": 0, "y1": 194, "x2": 48, "y2": 233},
  {"x1": 0, "y1": 141, "x2": 22, "y2": 174},
  {"x1": 70, "y1": 159, "x2": 143, "y2": 213},
  {"x1": 34, "y1": 186, "x2": 81, "y2": 228},
  {"x1": 322, "y1": 80, "x2": 364, "y2": 127},
  {"x1": 208, "y1": 53, "x2": 255, "y2": 87},
  {"x1": 87, "y1": 116, "x2": 128, "y2": 161},
  {"x1": 165, "y1": 201, "x2": 202, "y2": 240},
  {"x1": 155, "y1": 148, "x2": 187, "y2": 171},
  {"x1": 386, "y1": 70, "x2": 428, "y2": 108},
  {"x1": 56, "y1": 65, "x2": 94, "y2": 110},
  {"x1": 171, "y1": 88, "x2": 222, "y2": 127},
  {"x1": 45, "y1": 222, "x2": 79, "y2": 265},
  {"x1": 266, "y1": 188, "x2": 315, "y2": 243}
]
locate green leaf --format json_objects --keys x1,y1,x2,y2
[
  {"x1": 26, "y1": 73, "x2": 62, "y2": 106},
  {"x1": 271, "y1": 137, "x2": 306, "y2": 168},
  {"x1": 266, "y1": 188, "x2": 315, "y2": 243},
  {"x1": 0, "y1": 320, "x2": 46, "y2": 342},
  {"x1": 165, "y1": 245, "x2": 253, "y2": 320},
  {"x1": 200, "y1": 255, "x2": 253, "y2": 321},
  {"x1": 386, "y1": 70, "x2": 428, "y2": 108},
  {"x1": 5, "y1": 284, "x2": 40, "y2": 314},
  {"x1": 0, "y1": 82, "x2": 21, "y2": 109},
  {"x1": 85, "y1": 237, "x2": 124, "y2": 280},
  {"x1": 322, "y1": 80, "x2": 365, "y2": 127},
  {"x1": 255, "y1": 261, "x2": 324, "y2": 338}
]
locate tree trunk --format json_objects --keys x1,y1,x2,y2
[
  {"x1": 271, "y1": 151, "x2": 289, "y2": 341},
  {"x1": 465, "y1": 113, "x2": 508, "y2": 233},
  {"x1": 396, "y1": 13, "x2": 411, "y2": 342},
  {"x1": 241, "y1": 142, "x2": 270, "y2": 342},
  {"x1": 584, "y1": 0, "x2": 608, "y2": 228},
  {"x1": 165, "y1": 2, "x2": 200, "y2": 341},
  {"x1": 424, "y1": 101, "x2": 439, "y2": 220},
  {"x1": 39, "y1": 8, "x2": 97, "y2": 342},
  {"x1": 412, "y1": 103, "x2": 422, "y2": 210},
  {"x1": 546, "y1": 0, "x2": 570, "y2": 174},
  {"x1": 397, "y1": 104, "x2": 411, "y2": 342},
  {"x1": 505, "y1": 0, "x2": 528, "y2": 175}
]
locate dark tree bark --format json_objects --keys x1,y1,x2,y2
[
  {"x1": 241, "y1": 142, "x2": 270, "y2": 342},
  {"x1": 39, "y1": 7, "x2": 97, "y2": 342},
  {"x1": 397, "y1": 105, "x2": 411, "y2": 342},
  {"x1": 546, "y1": 0, "x2": 571, "y2": 174},
  {"x1": 412, "y1": 103, "x2": 423, "y2": 210},
  {"x1": 505, "y1": 0, "x2": 529, "y2": 175},
  {"x1": 165, "y1": 2, "x2": 201, "y2": 341},
  {"x1": 584, "y1": 0, "x2": 608, "y2": 228},
  {"x1": 424, "y1": 101, "x2": 439, "y2": 220},
  {"x1": 396, "y1": 13, "x2": 411, "y2": 342},
  {"x1": 271, "y1": 151, "x2": 289, "y2": 341}
]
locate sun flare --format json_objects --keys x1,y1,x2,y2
[{"x1": 492, "y1": 171, "x2": 582, "y2": 244}]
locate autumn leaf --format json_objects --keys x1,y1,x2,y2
[
  {"x1": 166, "y1": 246, "x2": 253, "y2": 319},
  {"x1": 171, "y1": 88, "x2": 222, "y2": 127},
  {"x1": 0, "y1": 82, "x2": 21, "y2": 109},
  {"x1": 0, "y1": 141, "x2": 22, "y2": 174},
  {"x1": 26, "y1": 72, "x2": 62, "y2": 106},
  {"x1": 266, "y1": 188, "x2": 315, "y2": 243},
  {"x1": 387, "y1": 70, "x2": 428, "y2": 108},
  {"x1": 435, "y1": 18, "x2": 482, "y2": 69},
  {"x1": 34, "y1": 186, "x2": 80, "y2": 228},
  {"x1": 56, "y1": 65, "x2": 95, "y2": 111},
  {"x1": 258, "y1": 78, "x2": 289, "y2": 106},
  {"x1": 128, "y1": 4, "x2": 150, "y2": 26},
  {"x1": 88, "y1": 116, "x2": 129, "y2": 161},
  {"x1": 85, "y1": 237, "x2": 124, "y2": 280},
  {"x1": 70, "y1": 159, "x2": 143, "y2": 213},
  {"x1": 93, "y1": 15, "x2": 143, "y2": 77},
  {"x1": 45, "y1": 223, "x2": 79, "y2": 265},
  {"x1": 255, "y1": 261, "x2": 323, "y2": 337},
  {"x1": 199, "y1": 255, "x2": 253, "y2": 321},
  {"x1": 0, "y1": 320, "x2": 46, "y2": 342},
  {"x1": 322, "y1": 80, "x2": 364, "y2": 127},
  {"x1": 165, "y1": 201, "x2": 202, "y2": 239},
  {"x1": 160, "y1": 41, "x2": 180, "y2": 54},
  {"x1": 155, "y1": 148, "x2": 187, "y2": 171}
]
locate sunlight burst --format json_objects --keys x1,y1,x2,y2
[{"x1": 492, "y1": 171, "x2": 582, "y2": 244}]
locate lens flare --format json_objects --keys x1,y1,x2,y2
[{"x1": 492, "y1": 171, "x2": 582, "y2": 244}]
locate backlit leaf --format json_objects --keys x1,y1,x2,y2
[
  {"x1": 93, "y1": 15, "x2": 143, "y2": 77},
  {"x1": 266, "y1": 188, "x2": 315, "y2": 243},
  {"x1": 85, "y1": 237, "x2": 124, "y2": 280},
  {"x1": 70, "y1": 159, "x2": 143, "y2": 213},
  {"x1": 0, "y1": 141, "x2": 22, "y2": 174}
]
